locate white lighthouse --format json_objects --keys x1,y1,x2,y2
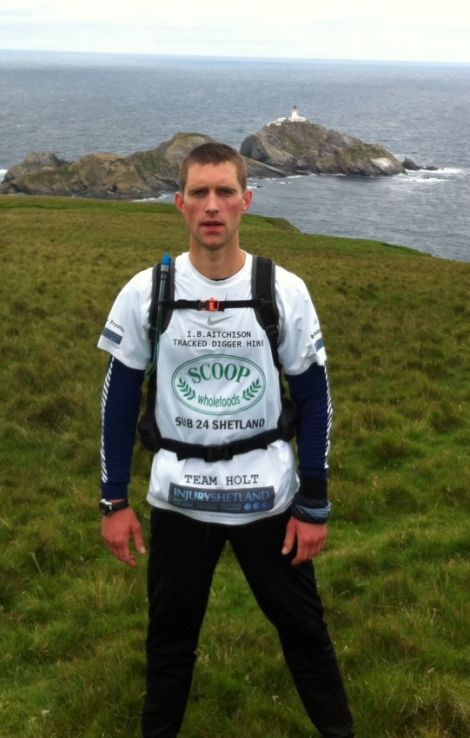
[
  {"x1": 290, "y1": 105, "x2": 306, "y2": 122},
  {"x1": 272, "y1": 106, "x2": 307, "y2": 125}
]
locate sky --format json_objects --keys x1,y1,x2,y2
[{"x1": 1, "y1": 0, "x2": 470, "y2": 64}]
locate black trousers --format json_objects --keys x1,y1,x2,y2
[{"x1": 142, "y1": 508, "x2": 354, "y2": 738}]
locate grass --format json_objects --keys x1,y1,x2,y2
[{"x1": 0, "y1": 195, "x2": 469, "y2": 737}]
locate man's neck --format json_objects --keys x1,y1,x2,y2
[{"x1": 188, "y1": 244, "x2": 246, "y2": 280}]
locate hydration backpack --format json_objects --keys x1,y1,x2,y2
[{"x1": 138, "y1": 255, "x2": 296, "y2": 460}]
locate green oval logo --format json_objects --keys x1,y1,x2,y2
[{"x1": 172, "y1": 353, "x2": 266, "y2": 416}]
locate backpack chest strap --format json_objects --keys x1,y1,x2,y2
[{"x1": 162, "y1": 298, "x2": 265, "y2": 312}]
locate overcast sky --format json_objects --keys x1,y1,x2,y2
[{"x1": 2, "y1": 0, "x2": 470, "y2": 63}]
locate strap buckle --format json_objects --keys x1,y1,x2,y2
[
  {"x1": 198, "y1": 297, "x2": 223, "y2": 312},
  {"x1": 203, "y1": 444, "x2": 234, "y2": 462}
]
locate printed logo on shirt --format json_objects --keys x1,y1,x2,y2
[
  {"x1": 171, "y1": 353, "x2": 266, "y2": 416},
  {"x1": 169, "y1": 483, "x2": 275, "y2": 513},
  {"x1": 102, "y1": 327, "x2": 123, "y2": 345},
  {"x1": 207, "y1": 314, "x2": 233, "y2": 326},
  {"x1": 311, "y1": 328, "x2": 324, "y2": 353}
]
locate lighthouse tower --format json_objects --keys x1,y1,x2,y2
[
  {"x1": 290, "y1": 105, "x2": 306, "y2": 122},
  {"x1": 272, "y1": 106, "x2": 308, "y2": 126}
]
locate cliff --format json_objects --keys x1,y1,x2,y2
[
  {"x1": 0, "y1": 134, "x2": 210, "y2": 199},
  {"x1": 0, "y1": 133, "x2": 284, "y2": 199},
  {"x1": 1, "y1": 119, "x2": 407, "y2": 200},
  {"x1": 240, "y1": 118, "x2": 405, "y2": 176}
]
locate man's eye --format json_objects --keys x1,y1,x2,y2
[{"x1": 218, "y1": 188, "x2": 235, "y2": 196}]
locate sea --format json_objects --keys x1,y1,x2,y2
[{"x1": 1, "y1": 50, "x2": 469, "y2": 262}]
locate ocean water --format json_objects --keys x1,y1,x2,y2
[{"x1": 1, "y1": 50, "x2": 469, "y2": 262}]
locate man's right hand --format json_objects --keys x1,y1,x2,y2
[{"x1": 102, "y1": 507, "x2": 146, "y2": 568}]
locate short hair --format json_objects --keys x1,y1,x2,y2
[{"x1": 179, "y1": 142, "x2": 247, "y2": 192}]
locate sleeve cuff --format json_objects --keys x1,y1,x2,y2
[
  {"x1": 292, "y1": 497, "x2": 332, "y2": 524},
  {"x1": 292, "y1": 475, "x2": 331, "y2": 523}
]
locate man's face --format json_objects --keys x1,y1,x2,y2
[{"x1": 175, "y1": 161, "x2": 253, "y2": 252}]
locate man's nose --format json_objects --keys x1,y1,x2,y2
[{"x1": 205, "y1": 192, "x2": 219, "y2": 212}]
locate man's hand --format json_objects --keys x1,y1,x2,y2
[
  {"x1": 102, "y1": 507, "x2": 146, "y2": 568},
  {"x1": 282, "y1": 516, "x2": 328, "y2": 566}
]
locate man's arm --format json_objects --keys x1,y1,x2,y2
[
  {"x1": 100, "y1": 357, "x2": 147, "y2": 567},
  {"x1": 282, "y1": 362, "x2": 332, "y2": 565}
]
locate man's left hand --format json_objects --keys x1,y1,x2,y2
[{"x1": 282, "y1": 516, "x2": 328, "y2": 566}]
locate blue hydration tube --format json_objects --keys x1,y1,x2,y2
[{"x1": 148, "y1": 252, "x2": 171, "y2": 375}]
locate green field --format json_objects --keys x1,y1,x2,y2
[{"x1": 0, "y1": 196, "x2": 469, "y2": 738}]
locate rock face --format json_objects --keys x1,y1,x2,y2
[
  {"x1": 240, "y1": 118, "x2": 405, "y2": 177},
  {"x1": 0, "y1": 132, "x2": 285, "y2": 199},
  {"x1": 1, "y1": 119, "x2": 408, "y2": 199},
  {"x1": 402, "y1": 157, "x2": 438, "y2": 172},
  {"x1": 0, "y1": 133, "x2": 214, "y2": 199}
]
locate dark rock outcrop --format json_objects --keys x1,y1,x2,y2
[
  {"x1": 0, "y1": 134, "x2": 212, "y2": 198},
  {"x1": 402, "y1": 157, "x2": 420, "y2": 171},
  {"x1": 0, "y1": 134, "x2": 215, "y2": 199},
  {"x1": 402, "y1": 157, "x2": 438, "y2": 172},
  {"x1": 125, "y1": 132, "x2": 214, "y2": 192},
  {"x1": 2, "y1": 150, "x2": 156, "y2": 198},
  {"x1": 2, "y1": 118, "x2": 413, "y2": 200},
  {"x1": 0, "y1": 132, "x2": 284, "y2": 199},
  {"x1": 240, "y1": 118, "x2": 405, "y2": 177}
]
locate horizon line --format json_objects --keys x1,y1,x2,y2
[{"x1": 2, "y1": 47, "x2": 470, "y2": 67}]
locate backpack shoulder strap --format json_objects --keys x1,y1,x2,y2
[
  {"x1": 142, "y1": 257, "x2": 173, "y2": 433},
  {"x1": 149, "y1": 255, "x2": 279, "y2": 366},
  {"x1": 148, "y1": 258, "x2": 175, "y2": 353},
  {"x1": 252, "y1": 256, "x2": 280, "y2": 370},
  {"x1": 148, "y1": 261, "x2": 161, "y2": 351},
  {"x1": 161, "y1": 258, "x2": 175, "y2": 332},
  {"x1": 139, "y1": 254, "x2": 296, "y2": 457}
]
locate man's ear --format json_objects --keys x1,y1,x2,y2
[
  {"x1": 175, "y1": 192, "x2": 185, "y2": 213},
  {"x1": 242, "y1": 189, "x2": 253, "y2": 212}
]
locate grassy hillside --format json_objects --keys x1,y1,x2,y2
[{"x1": 0, "y1": 196, "x2": 469, "y2": 738}]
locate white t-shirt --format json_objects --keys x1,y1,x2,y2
[{"x1": 98, "y1": 252, "x2": 326, "y2": 524}]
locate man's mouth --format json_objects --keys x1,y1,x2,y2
[{"x1": 201, "y1": 220, "x2": 224, "y2": 228}]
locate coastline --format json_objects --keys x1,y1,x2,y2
[
  {"x1": 2, "y1": 165, "x2": 468, "y2": 262},
  {"x1": 2, "y1": 55, "x2": 469, "y2": 264}
]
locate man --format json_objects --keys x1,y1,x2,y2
[{"x1": 98, "y1": 142, "x2": 354, "y2": 738}]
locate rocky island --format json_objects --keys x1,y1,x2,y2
[
  {"x1": 240, "y1": 107, "x2": 405, "y2": 176},
  {"x1": 1, "y1": 109, "x2": 418, "y2": 200},
  {"x1": 0, "y1": 133, "x2": 283, "y2": 200}
]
